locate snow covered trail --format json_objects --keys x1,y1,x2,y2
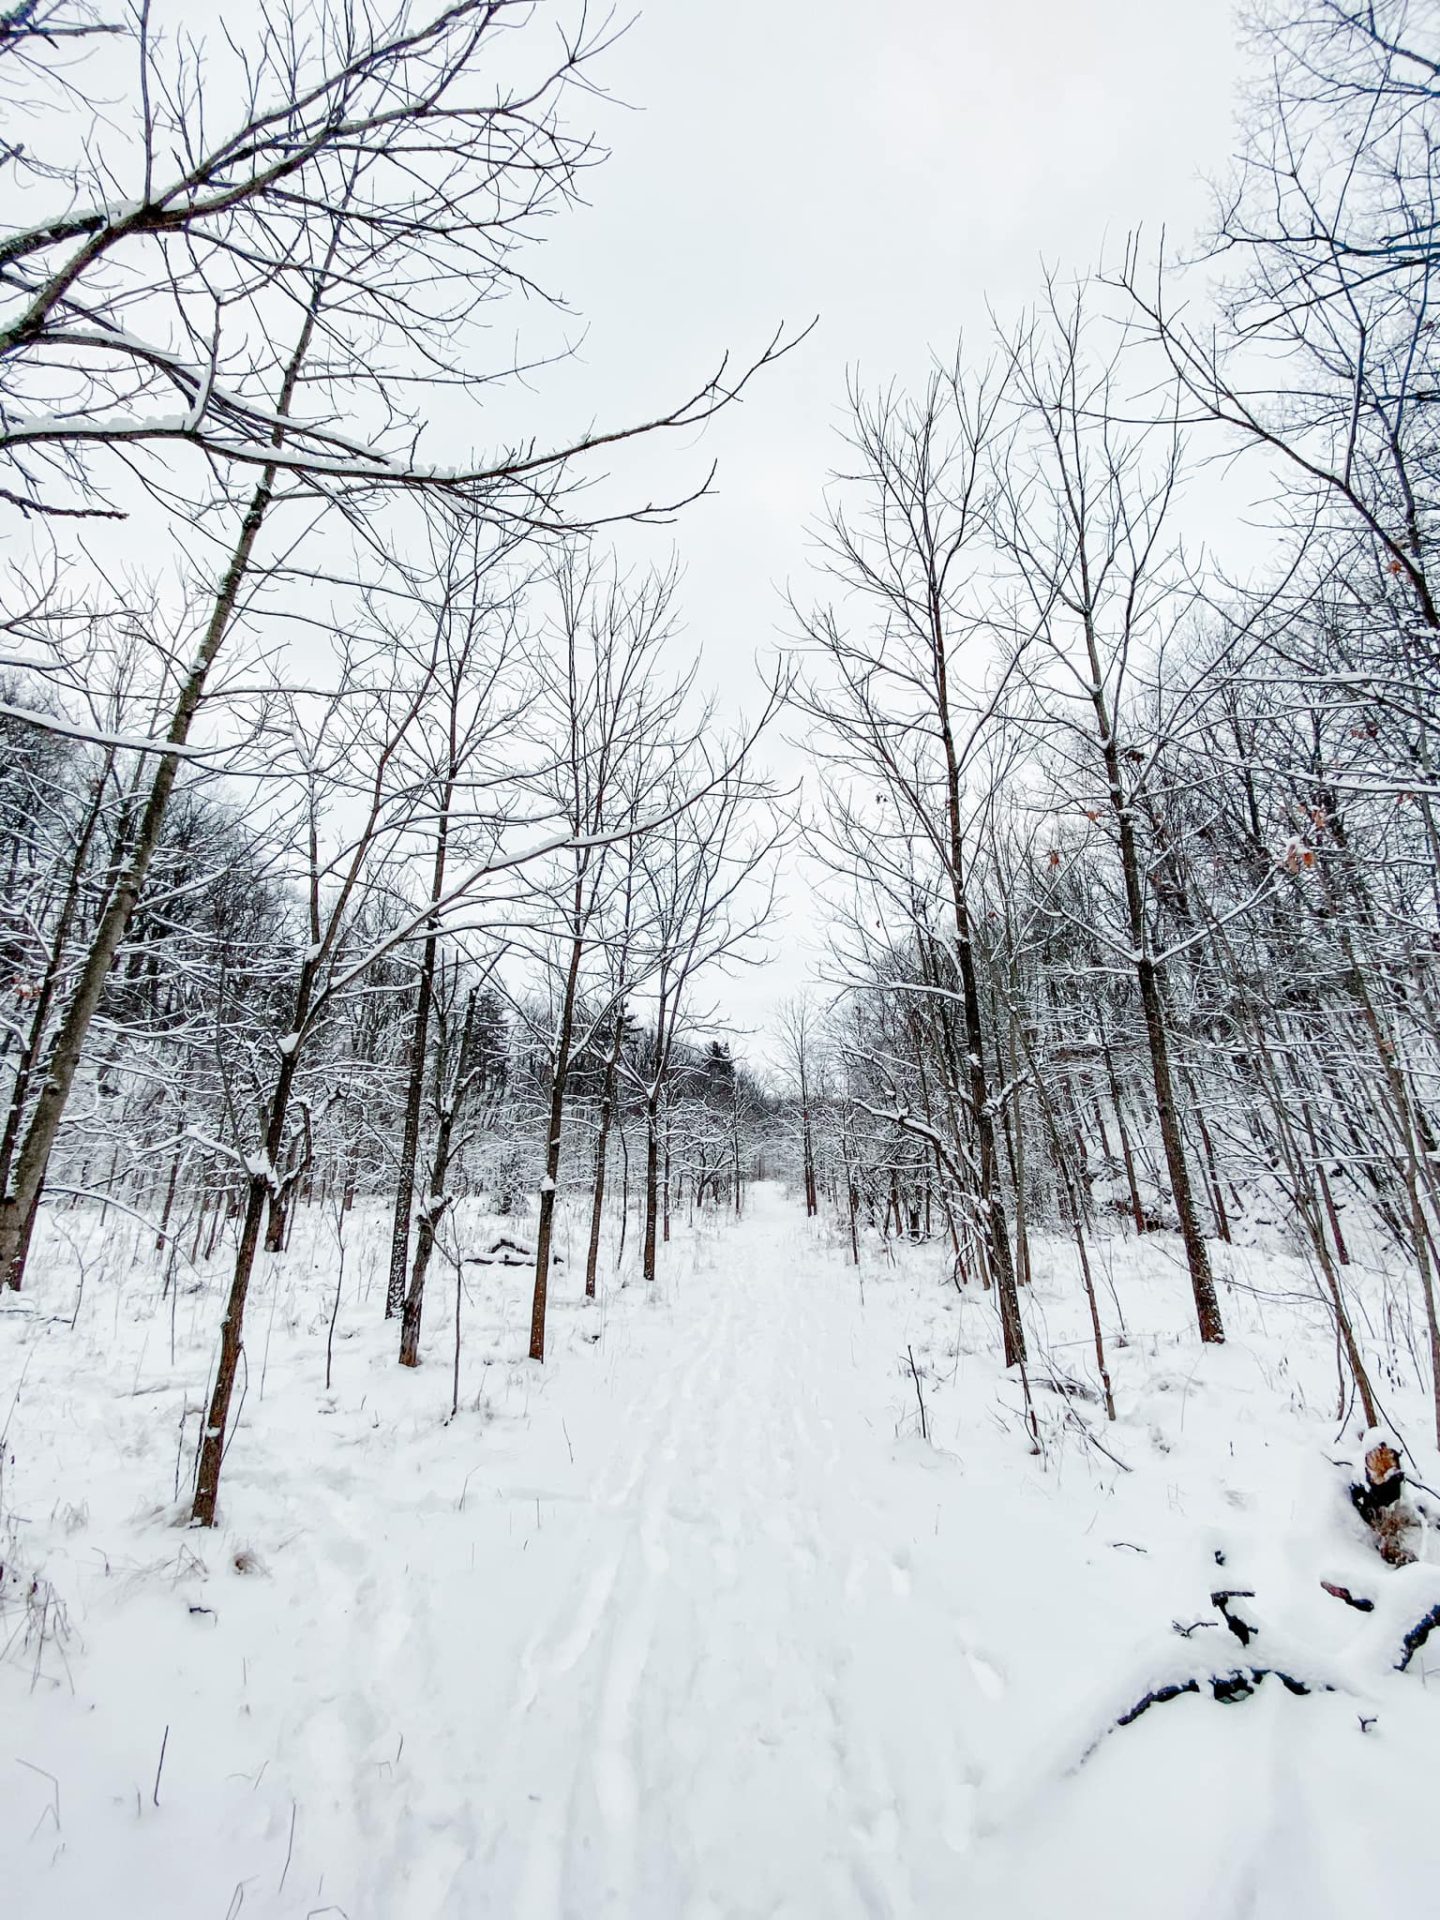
[
  {"x1": 2, "y1": 1184, "x2": 997, "y2": 1920},
  {"x1": 5, "y1": 1181, "x2": 1440, "y2": 1918},
  {"x1": 460, "y1": 1181, "x2": 986, "y2": 1920}
]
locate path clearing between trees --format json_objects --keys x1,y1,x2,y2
[{"x1": 3, "y1": 1183, "x2": 1439, "y2": 1918}]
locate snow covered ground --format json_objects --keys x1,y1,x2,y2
[{"x1": 2, "y1": 1182, "x2": 1439, "y2": 1918}]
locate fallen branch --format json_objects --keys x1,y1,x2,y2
[
  {"x1": 1211, "y1": 1590, "x2": 1259, "y2": 1648},
  {"x1": 1113, "y1": 1665, "x2": 1326, "y2": 1732},
  {"x1": 1320, "y1": 1580, "x2": 1374, "y2": 1613},
  {"x1": 1396, "y1": 1602, "x2": 1440, "y2": 1673}
]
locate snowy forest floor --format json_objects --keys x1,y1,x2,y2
[{"x1": 2, "y1": 1182, "x2": 1440, "y2": 1919}]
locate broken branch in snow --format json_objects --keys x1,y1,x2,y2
[
  {"x1": 1079, "y1": 1661, "x2": 1333, "y2": 1766},
  {"x1": 1320, "y1": 1580, "x2": 1375, "y2": 1613},
  {"x1": 1114, "y1": 1666, "x2": 1324, "y2": 1731},
  {"x1": 464, "y1": 1237, "x2": 563, "y2": 1269},
  {"x1": 1211, "y1": 1590, "x2": 1259, "y2": 1648},
  {"x1": 1396, "y1": 1602, "x2": 1440, "y2": 1673}
]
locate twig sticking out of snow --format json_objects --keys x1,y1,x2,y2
[{"x1": 906, "y1": 1345, "x2": 929, "y2": 1442}]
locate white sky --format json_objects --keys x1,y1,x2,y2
[
  {"x1": 12, "y1": 0, "x2": 1251, "y2": 1059},
  {"x1": 487, "y1": 0, "x2": 1246, "y2": 1044}
]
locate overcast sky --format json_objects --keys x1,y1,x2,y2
[
  {"x1": 486, "y1": 0, "x2": 1245, "y2": 1041},
  {"x1": 39, "y1": 1, "x2": 1252, "y2": 1052}
]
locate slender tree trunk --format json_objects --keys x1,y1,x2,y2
[
  {"x1": 399, "y1": 1140, "x2": 453, "y2": 1370},
  {"x1": 264, "y1": 1178, "x2": 289, "y2": 1256},
  {"x1": 1185, "y1": 1072, "x2": 1231, "y2": 1244},
  {"x1": 0, "y1": 301, "x2": 326, "y2": 1291},
  {"x1": 203, "y1": 1192, "x2": 225, "y2": 1261},
  {"x1": 387, "y1": 793, "x2": 452, "y2": 1319},
  {"x1": 1135, "y1": 952, "x2": 1223, "y2": 1339},
  {"x1": 1006, "y1": 1011, "x2": 1032, "y2": 1288},
  {"x1": 584, "y1": 1011, "x2": 626, "y2": 1300},
  {"x1": 642, "y1": 1090, "x2": 662, "y2": 1284},
  {"x1": 0, "y1": 757, "x2": 114, "y2": 1214},
  {"x1": 617, "y1": 1120, "x2": 630, "y2": 1271},
  {"x1": 1104, "y1": 1041, "x2": 1147, "y2": 1233},
  {"x1": 385, "y1": 941, "x2": 438, "y2": 1318},
  {"x1": 1087, "y1": 649, "x2": 1223, "y2": 1344},
  {"x1": 529, "y1": 923, "x2": 585, "y2": 1363},
  {"x1": 156, "y1": 1152, "x2": 181, "y2": 1253},
  {"x1": 192, "y1": 961, "x2": 315, "y2": 1526},
  {"x1": 1301, "y1": 1097, "x2": 1350, "y2": 1267},
  {"x1": 1341, "y1": 953, "x2": 1440, "y2": 1442},
  {"x1": 189, "y1": 1187, "x2": 210, "y2": 1265},
  {"x1": 662, "y1": 1102, "x2": 673, "y2": 1243},
  {"x1": 400, "y1": 987, "x2": 477, "y2": 1367},
  {"x1": 929, "y1": 592, "x2": 1025, "y2": 1364}
]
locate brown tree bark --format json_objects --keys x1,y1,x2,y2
[
  {"x1": 529, "y1": 909, "x2": 585, "y2": 1362},
  {"x1": 400, "y1": 985, "x2": 478, "y2": 1367},
  {"x1": 642, "y1": 1091, "x2": 662, "y2": 1284},
  {"x1": 584, "y1": 1007, "x2": 627, "y2": 1299},
  {"x1": 388, "y1": 789, "x2": 453, "y2": 1320},
  {"x1": 192, "y1": 955, "x2": 317, "y2": 1527},
  {"x1": 1085, "y1": 634, "x2": 1224, "y2": 1345}
]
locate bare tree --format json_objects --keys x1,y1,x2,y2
[
  {"x1": 0, "y1": 1, "x2": 803, "y2": 1287},
  {"x1": 793, "y1": 363, "x2": 1029, "y2": 1365},
  {"x1": 995, "y1": 290, "x2": 1227, "y2": 1345},
  {"x1": 522, "y1": 550, "x2": 697, "y2": 1361},
  {"x1": 382, "y1": 516, "x2": 527, "y2": 1327},
  {"x1": 626, "y1": 751, "x2": 782, "y2": 1289},
  {"x1": 776, "y1": 992, "x2": 824, "y2": 1217}
]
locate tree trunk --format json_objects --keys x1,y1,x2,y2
[
  {"x1": 191, "y1": 1172, "x2": 269, "y2": 1527},
  {"x1": 0, "y1": 302, "x2": 324, "y2": 1291},
  {"x1": 584, "y1": 1010, "x2": 626, "y2": 1299},
  {"x1": 191, "y1": 960, "x2": 315, "y2": 1526},
  {"x1": 929, "y1": 590, "x2": 1025, "y2": 1365},
  {"x1": 156, "y1": 1151, "x2": 181, "y2": 1253},
  {"x1": 663, "y1": 1104, "x2": 673, "y2": 1243},
  {"x1": 1135, "y1": 951, "x2": 1224, "y2": 1342},
  {"x1": 399, "y1": 1146, "x2": 453, "y2": 1369},
  {"x1": 1104, "y1": 1041, "x2": 1147, "y2": 1234},
  {"x1": 1088, "y1": 650, "x2": 1223, "y2": 1345},
  {"x1": 0, "y1": 757, "x2": 115, "y2": 1221},
  {"x1": 400, "y1": 985, "x2": 476, "y2": 1367},
  {"x1": 387, "y1": 795, "x2": 452, "y2": 1319},
  {"x1": 529, "y1": 925, "x2": 585, "y2": 1363},
  {"x1": 642, "y1": 1091, "x2": 662, "y2": 1284}
]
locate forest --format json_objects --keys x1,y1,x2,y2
[{"x1": 2, "y1": 3, "x2": 1439, "y2": 1917}]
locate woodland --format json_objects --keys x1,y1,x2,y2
[{"x1": 2, "y1": 4, "x2": 1440, "y2": 1916}]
